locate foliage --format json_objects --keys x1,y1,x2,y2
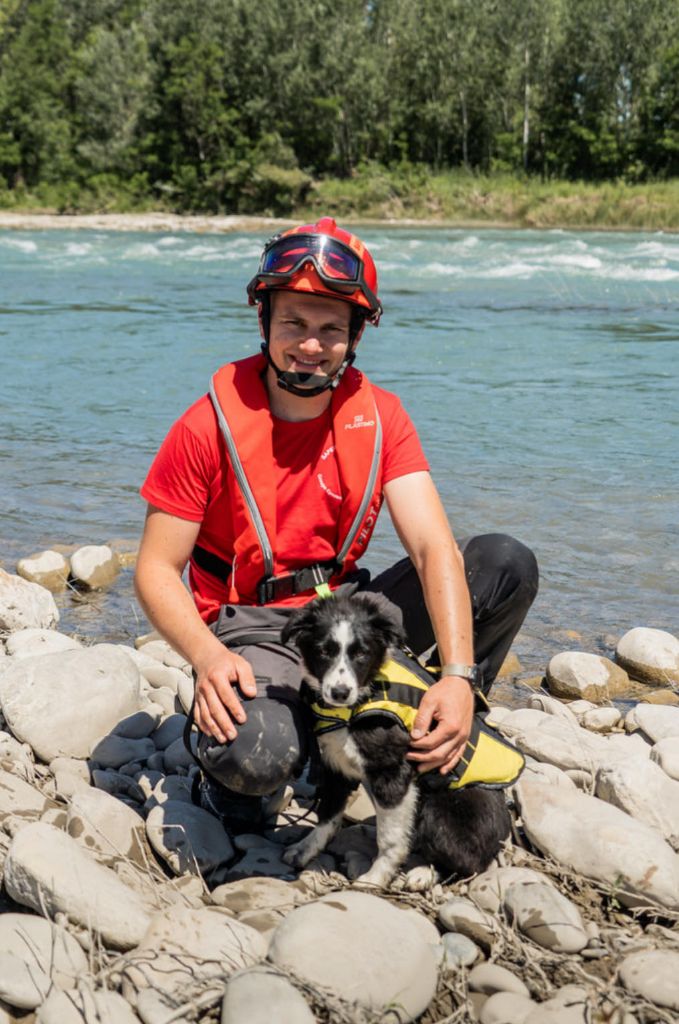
[{"x1": 0, "y1": 0, "x2": 678, "y2": 213}]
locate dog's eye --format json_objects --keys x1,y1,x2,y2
[
  {"x1": 323, "y1": 639, "x2": 340, "y2": 658},
  {"x1": 347, "y1": 642, "x2": 368, "y2": 663}
]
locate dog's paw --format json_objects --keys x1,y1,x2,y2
[
  {"x1": 353, "y1": 864, "x2": 393, "y2": 890},
  {"x1": 403, "y1": 864, "x2": 439, "y2": 893},
  {"x1": 282, "y1": 842, "x2": 313, "y2": 871}
]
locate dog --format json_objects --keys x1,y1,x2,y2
[{"x1": 280, "y1": 591, "x2": 513, "y2": 888}]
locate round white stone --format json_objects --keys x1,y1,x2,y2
[
  {"x1": 439, "y1": 932, "x2": 479, "y2": 968},
  {"x1": 546, "y1": 651, "x2": 628, "y2": 703},
  {"x1": 618, "y1": 949, "x2": 679, "y2": 1010},
  {"x1": 616, "y1": 627, "x2": 679, "y2": 686},
  {"x1": 268, "y1": 890, "x2": 438, "y2": 1021},
  {"x1": 67, "y1": 787, "x2": 147, "y2": 865},
  {"x1": 222, "y1": 968, "x2": 315, "y2": 1024},
  {"x1": 630, "y1": 704, "x2": 679, "y2": 743},
  {"x1": 480, "y1": 991, "x2": 537, "y2": 1024}
]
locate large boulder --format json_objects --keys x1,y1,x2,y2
[
  {"x1": 4, "y1": 823, "x2": 151, "y2": 950},
  {"x1": 268, "y1": 891, "x2": 438, "y2": 1022},
  {"x1": 16, "y1": 550, "x2": 70, "y2": 592},
  {"x1": 515, "y1": 778, "x2": 679, "y2": 911},
  {"x1": 0, "y1": 644, "x2": 141, "y2": 762},
  {"x1": 0, "y1": 569, "x2": 59, "y2": 631},
  {"x1": 546, "y1": 651, "x2": 629, "y2": 703},
  {"x1": 616, "y1": 627, "x2": 679, "y2": 686}
]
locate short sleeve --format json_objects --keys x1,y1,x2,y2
[
  {"x1": 141, "y1": 417, "x2": 216, "y2": 522},
  {"x1": 374, "y1": 387, "x2": 430, "y2": 485}
]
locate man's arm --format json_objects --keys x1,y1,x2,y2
[
  {"x1": 383, "y1": 471, "x2": 475, "y2": 774},
  {"x1": 134, "y1": 505, "x2": 256, "y2": 743}
]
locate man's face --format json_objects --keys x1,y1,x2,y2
[{"x1": 266, "y1": 290, "x2": 352, "y2": 389}]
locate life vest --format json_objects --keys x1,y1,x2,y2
[
  {"x1": 308, "y1": 648, "x2": 525, "y2": 791},
  {"x1": 193, "y1": 353, "x2": 383, "y2": 605}
]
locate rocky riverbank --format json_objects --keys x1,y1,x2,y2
[{"x1": 0, "y1": 555, "x2": 678, "y2": 1023}]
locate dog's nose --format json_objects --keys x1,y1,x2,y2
[{"x1": 330, "y1": 684, "x2": 351, "y2": 703}]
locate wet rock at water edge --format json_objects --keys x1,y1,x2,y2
[
  {"x1": 69, "y1": 544, "x2": 120, "y2": 590},
  {"x1": 0, "y1": 568, "x2": 59, "y2": 630},
  {"x1": 16, "y1": 549, "x2": 70, "y2": 592},
  {"x1": 616, "y1": 626, "x2": 679, "y2": 686},
  {"x1": 268, "y1": 890, "x2": 438, "y2": 1022},
  {"x1": 0, "y1": 643, "x2": 141, "y2": 762},
  {"x1": 546, "y1": 651, "x2": 629, "y2": 703}
]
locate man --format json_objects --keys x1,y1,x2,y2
[{"x1": 135, "y1": 217, "x2": 538, "y2": 832}]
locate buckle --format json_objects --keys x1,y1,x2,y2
[{"x1": 257, "y1": 562, "x2": 337, "y2": 605}]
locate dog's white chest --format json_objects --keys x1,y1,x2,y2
[{"x1": 319, "y1": 728, "x2": 365, "y2": 781}]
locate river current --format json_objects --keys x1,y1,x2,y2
[{"x1": 1, "y1": 226, "x2": 677, "y2": 671}]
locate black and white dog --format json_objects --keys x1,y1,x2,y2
[{"x1": 281, "y1": 592, "x2": 511, "y2": 888}]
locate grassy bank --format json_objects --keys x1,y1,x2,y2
[
  {"x1": 302, "y1": 168, "x2": 679, "y2": 231},
  {"x1": 3, "y1": 168, "x2": 679, "y2": 231}
]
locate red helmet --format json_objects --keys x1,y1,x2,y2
[{"x1": 247, "y1": 217, "x2": 382, "y2": 325}]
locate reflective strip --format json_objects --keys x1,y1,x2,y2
[
  {"x1": 209, "y1": 374, "x2": 274, "y2": 578},
  {"x1": 336, "y1": 404, "x2": 382, "y2": 565}
]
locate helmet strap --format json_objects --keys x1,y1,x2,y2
[{"x1": 260, "y1": 341, "x2": 356, "y2": 398}]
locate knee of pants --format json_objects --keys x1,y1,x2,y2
[
  {"x1": 197, "y1": 699, "x2": 308, "y2": 798},
  {"x1": 469, "y1": 533, "x2": 539, "y2": 607}
]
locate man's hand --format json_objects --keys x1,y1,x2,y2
[
  {"x1": 193, "y1": 647, "x2": 258, "y2": 744},
  {"x1": 407, "y1": 676, "x2": 475, "y2": 775}
]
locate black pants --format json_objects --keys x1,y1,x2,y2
[{"x1": 196, "y1": 533, "x2": 538, "y2": 797}]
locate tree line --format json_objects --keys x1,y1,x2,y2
[{"x1": 1, "y1": 0, "x2": 678, "y2": 213}]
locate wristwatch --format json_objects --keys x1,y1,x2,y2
[{"x1": 440, "y1": 662, "x2": 483, "y2": 691}]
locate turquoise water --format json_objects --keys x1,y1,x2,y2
[{"x1": 1, "y1": 226, "x2": 678, "y2": 668}]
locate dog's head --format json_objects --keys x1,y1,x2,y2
[{"x1": 281, "y1": 592, "x2": 405, "y2": 708}]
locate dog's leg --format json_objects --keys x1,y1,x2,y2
[
  {"x1": 282, "y1": 770, "x2": 355, "y2": 871},
  {"x1": 355, "y1": 780, "x2": 419, "y2": 889}
]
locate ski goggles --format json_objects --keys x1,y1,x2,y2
[{"x1": 248, "y1": 233, "x2": 382, "y2": 321}]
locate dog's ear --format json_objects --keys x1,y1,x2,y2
[
  {"x1": 281, "y1": 603, "x2": 320, "y2": 647},
  {"x1": 354, "y1": 592, "x2": 405, "y2": 649}
]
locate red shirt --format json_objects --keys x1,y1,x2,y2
[{"x1": 141, "y1": 380, "x2": 428, "y2": 622}]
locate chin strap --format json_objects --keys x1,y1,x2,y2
[{"x1": 261, "y1": 342, "x2": 356, "y2": 398}]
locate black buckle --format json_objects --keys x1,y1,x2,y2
[{"x1": 257, "y1": 561, "x2": 338, "y2": 605}]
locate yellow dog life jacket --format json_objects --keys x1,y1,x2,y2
[{"x1": 308, "y1": 648, "x2": 524, "y2": 791}]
